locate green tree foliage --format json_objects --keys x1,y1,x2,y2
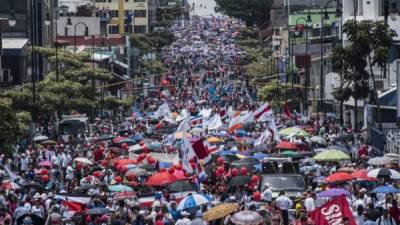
[
  {"x1": 258, "y1": 80, "x2": 293, "y2": 108},
  {"x1": 0, "y1": 98, "x2": 30, "y2": 154},
  {"x1": 215, "y1": 0, "x2": 273, "y2": 26},
  {"x1": 332, "y1": 20, "x2": 397, "y2": 129},
  {"x1": 2, "y1": 47, "x2": 133, "y2": 121}
]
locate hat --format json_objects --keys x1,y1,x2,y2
[
  {"x1": 41, "y1": 193, "x2": 47, "y2": 199},
  {"x1": 264, "y1": 183, "x2": 270, "y2": 187},
  {"x1": 48, "y1": 192, "x2": 54, "y2": 198},
  {"x1": 195, "y1": 211, "x2": 203, "y2": 218},
  {"x1": 33, "y1": 193, "x2": 41, "y2": 199},
  {"x1": 258, "y1": 205, "x2": 268, "y2": 212},
  {"x1": 22, "y1": 216, "x2": 33, "y2": 224},
  {"x1": 181, "y1": 211, "x2": 190, "y2": 216},
  {"x1": 360, "y1": 188, "x2": 367, "y2": 193}
]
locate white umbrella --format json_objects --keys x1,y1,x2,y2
[
  {"x1": 33, "y1": 135, "x2": 49, "y2": 142},
  {"x1": 368, "y1": 168, "x2": 400, "y2": 179},
  {"x1": 74, "y1": 157, "x2": 93, "y2": 165},
  {"x1": 367, "y1": 157, "x2": 396, "y2": 166}
]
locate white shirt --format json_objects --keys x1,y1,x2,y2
[
  {"x1": 20, "y1": 157, "x2": 29, "y2": 171},
  {"x1": 276, "y1": 195, "x2": 293, "y2": 210},
  {"x1": 304, "y1": 197, "x2": 315, "y2": 212},
  {"x1": 175, "y1": 218, "x2": 191, "y2": 225},
  {"x1": 262, "y1": 188, "x2": 272, "y2": 202}
]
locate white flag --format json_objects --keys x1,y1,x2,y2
[
  {"x1": 241, "y1": 111, "x2": 254, "y2": 125},
  {"x1": 254, "y1": 129, "x2": 271, "y2": 146},
  {"x1": 154, "y1": 103, "x2": 171, "y2": 118},
  {"x1": 181, "y1": 135, "x2": 196, "y2": 174},
  {"x1": 199, "y1": 108, "x2": 213, "y2": 119},
  {"x1": 267, "y1": 114, "x2": 280, "y2": 141},
  {"x1": 177, "y1": 118, "x2": 191, "y2": 132},
  {"x1": 205, "y1": 114, "x2": 223, "y2": 130}
]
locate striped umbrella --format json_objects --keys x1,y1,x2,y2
[{"x1": 177, "y1": 194, "x2": 211, "y2": 210}]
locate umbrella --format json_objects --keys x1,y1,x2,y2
[
  {"x1": 275, "y1": 141, "x2": 297, "y2": 150},
  {"x1": 351, "y1": 169, "x2": 377, "y2": 181},
  {"x1": 327, "y1": 145, "x2": 349, "y2": 153},
  {"x1": 203, "y1": 203, "x2": 239, "y2": 222},
  {"x1": 317, "y1": 188, "x2": 351, "y2": 197},
  {"x1": 207, "y1": 137, "x2": 222, "y2": 143},
  {"x1": 114, "y1": 191, "x2": 136, "y2": 200},
  {"x1": 33, "y1": 135, "x2": 49, "y2": 142},
  {"x1": 37, "y1": 160, "x2": 52, "y2": 167},
  {"x1": 168, "y1": 180, "x2": 197, "y2": 192},
  {"x1": 86, "y1": 207, "x2": 111, "y2": 215},
  {"x1": 280, "y1": 151, "x2": 299, "y2": 157},
  {"x1": 109, "y1": 147, "x2": 124, "y2": 154},
  {"x1": 74, "y1": 157, "x2": 93, "y2": 165},
  {"x1": 126, "y1": 168, "x2": 148, "y2": 177},
  {"x1": 116, "y1": 138, "x2": 136, "y2": 146},
  {"x1": 228, "y1": 176, "x2": 251, "y2": 187},
  {"x1": 325, "y1": 172, "x2": 353, "y2": 183},
  {"x1": 146, "y1": 172, "x2": 179, "y2": 186},
  {"x1": 372, "y1": 185, "x2": 400, "y2": 194},
  {"x1": 252, "y1": 152, "x2": 268, "y2": 161},
  {"x1": 41, "y1": 140, "x2": 57, "y2": 145},
  {"x1": 337, "y1": 167, "x2": 355, "y2": 173},
  {"x1": 16, "y1": 214, "x2": 45, "y2": 225},
  {"x1": 22, "y1": 183, "x2": 45, "y2": 192},
  {"x1": 129, "y1": 144, "x2": 143, "y2": 152},
  {"x1": 384, "y1": 153, "x2": 400, "y2": 159},
  {"x1": 231, "y1": 158, "x2": 259, "y2": 166},
  {"x1": 313, "y1": 150, "x2": 350, "y2": 161},
  {"x1": 367, "y1": 157, "x2": 396, "y2": 165},
  {"x1": 0, "y1": 181, "x2": 20, "y2": 190},
  {"x1": 108, "y1": 184, "x2": 133, "y2": 192},
  {"x1": 140, "y1": 164, "x2": 157, "y2": 171},
  {"x1": 97, "y1": 134, "x2": 115, "y2": 141},
  {"x1": 230, "y1": 210, "x2": 264, "y2": 225},
  {"x1": 310, "y1": 136, "x2": 326, "y2": 145},
  {"x1": 74, "y1": 184, "x2": 98, "y2": 192},
  {"x1": 177, "y1": 194, "x2": 211, "y2": 210},
  {"x1": 367, "y1": 168, "x2": 400, "y2": 179},
  {"x1": 279, "y1": 127, "x2": 309, "y2": 137}
]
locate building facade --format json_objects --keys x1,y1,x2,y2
[{"x1": 94, "y1": 0, "x2": 149, "y2": 35}]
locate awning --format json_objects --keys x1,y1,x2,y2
[{"x1": 2, "y1": 38, "x2": 29, "y2": 56}]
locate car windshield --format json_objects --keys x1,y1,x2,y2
[
  {"x1": 60, "y1": 120, "x2": 86, "y2": 135},
  {"x1": 261, "y1": 175, "x2": 306, "y2": 192}
]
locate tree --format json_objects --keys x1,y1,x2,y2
[
  {"x1": 0, "y1": 98, "x2": 30, "y2": 154},
  {"x1": 332, "y1": 20, "x2": 397, "y2": 130},
  {"x1": 215, "y1": 0, "x2": 273, "y2": 26},
  {"x1": 2, "y1": 47, "x2": 133, "y2": 122},
  {"x1": 76, "y1": 4, "x2": 94, "y2": 17}
]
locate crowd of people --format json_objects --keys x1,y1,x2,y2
[{"x1": 0, "y1": 15, "x2": 397, "y2": 225}]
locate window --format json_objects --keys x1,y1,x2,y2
[
  {"x1": 95, "y1": 0, "x2": 107, "y2": 2},
  {"x1": 108, "y1": 25, "x2": 119, "y2": 34},
  {"x1": 134, "y1": 0, "x2": 145, "y2": 2},
  {"x1": 109, "y1": 10, "x2": 119, "y2": 17},
  {"x1": 125, "y1": 10, "x2": 134, "y2": 16},
  {"x1": 134, "y1": 25, "x2": 147, "y2": 34},
  {"x1": 134, "y1": 10, "x2": 146, "y2": 17}
]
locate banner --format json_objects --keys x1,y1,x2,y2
[{"x1": 309, "y1": 195, "x2": 356, "y2": 225}]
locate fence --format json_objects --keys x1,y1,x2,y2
[{"x1": 371, "y1": 123, "x2": 400, "y2": 154}]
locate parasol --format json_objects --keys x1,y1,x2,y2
[
  {"x1": 146, "y1": 172, "x2": 179, "y2": 186},
  {"x1": 108, "y1": 184, "x2": 134, "y2": 192},
  {"x1": 325, "y1": 172, "x2": 353, "y2": 183},
  {"x1": 203, "y1": 203, "x2": 239, "y2": 222},
  {"x1": 230, "y1": 210, "x2": 264, "y2": 225},
  {"x1": 177, "y1": 194, "x2": 211, "y2": 210},
  {"x1": 168, "y1": 180, "x2": 197, "y2": 192},
  {"x1": 228, "y1": 176, "x2": 251, "y2": 187},
  {"x1": 313, "y1": 150, "x2": 350, "y2": 161},
  {"x1": 74, "y1": 157, "x2": 93, "y2": 165}
]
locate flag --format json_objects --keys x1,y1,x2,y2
[
  {"x1": 199, "y1": 108, "x2": 213, "y2": 119},
  {"x1": 254, "y1": 129, "x2": 271, "y2": 146},
  {"x1": 309, "y1": 195, "x2": 356, "y2": 225},
  {"x1": 283, "y1": 102, "x2": 292, "y2": 118},
  {"x1": 176, "y1": 109, "x2": 189, "y2": 122},
  {"x1": 228, "y1": 112, "x2": 243, "y2": 132},
  {"x1": 240, "y1": 111, "x2": 254, "y2": 125},
  {"x1": 154, "y1": 103, "x2": 171, "y2": 118},
  {"x1": 219, "y1": 107, "x2": 227, "y2": 120},
  {"x1": 190, "y1": 116, "x2": 202, "y2": 127},
  {"x1": 205, "y1": 114, "x2": 223, "y2": 130},
  {"x1": 177, "y1": 118, "x2": 191, "y2": 132},
  {"x1": 192, "y1": 139, "x2": 209, "y2": 160},
  {"x1": 268, "y1": 116, "x2": 280, "y2": 141},
  {"x1": 227, "y1": 106, "x2": 234, "y2": 117},
  {"x1": 181, "y1": 136, "x2": 196, "y2": 174},
  {"x1": 254, "y1": 102, "x2": 272, "y2": 122}
]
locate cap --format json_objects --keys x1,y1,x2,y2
[
  {"x1": 181, "y1": 211, "x2": 190, "y2": 216},
  {"x1": 360, "y1": 188, "x2": 367, "y2": 192}
]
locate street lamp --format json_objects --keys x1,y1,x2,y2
[{"x1": 0, "y1": 13, "x2": 16, "y2": 85}]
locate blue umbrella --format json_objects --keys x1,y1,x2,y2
[
  {"x1": 372, "y1": 185, "x2": 400, "y2": 194},
  {"x1": 132, "y1": 134, "x2": 144, "y2": 141},
  {"x1": 252, "y1": 152, "x2": 268, "y2": 160},
  {"x1": 177, "y1": 194, "x2": 211, "y2": 210},
  {"x1": 219, "y1": 150, "x2": 238, "y2": 156}
]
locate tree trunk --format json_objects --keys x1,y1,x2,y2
[{"x1": 368, "y1": 57, "x2": 382, "y2": 130}]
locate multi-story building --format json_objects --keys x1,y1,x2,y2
[{"x1": 94, "y1": 0, "x2": 149, "y2": 35}]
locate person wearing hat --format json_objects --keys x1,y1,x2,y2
[
  {"x1": 175, "y1": 211, "x2": 191, "y2": 225},
  {"x1": 190, "y1": 211, "x2": 205, "y2": 225}
]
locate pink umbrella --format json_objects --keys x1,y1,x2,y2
[
  {"x1": 173, "y1": 170, "x2": 187, "y2": 180},
  {"x1": 38, "y1": 160, "x2": 52, "y2": 167}
]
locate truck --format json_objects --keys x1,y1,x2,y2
[{"x1": 57, "y1": 114, "x2": 91, "y2": 143}]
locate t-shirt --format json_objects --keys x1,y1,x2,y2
[
  {"x1": 304, "y1": 197, "x2": 315, "y2": 212},
  {"x1": 262, "y1": 188, "x2": 272, "y2": 202}
]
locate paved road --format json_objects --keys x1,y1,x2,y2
[{"x1": 187, "y1": 0, "x2": 220, "y2": 16}]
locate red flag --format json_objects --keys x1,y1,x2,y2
[
  {"x1": 309, "y1": 195, "x2": 356, "y2": 225},
  {"x1": 192, "y1": 139, "x2": 209, "y2": 159},
  {"x1": 283, "y1": 102, "x2": 292, "y2": 118}
]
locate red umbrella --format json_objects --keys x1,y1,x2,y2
[
  {"x1": 114, "y1": 191, "x2": 136, "y2": 200},
  {"x1": 146, "y1": 172, "x2": 179, "y2": 186},
  {"x1": 0, "y1": 181, "x2": 21, "y2": 190},
  {"x1": 351, "y1": 169, "x2": 377, "y2": 181},
  {"x1": 113, "y1": 136, "x2": 127, "y2": 143},
  {"x1": 275, "y1": 141, "x2": 297, "y2": 150},
  {"x1": 325, "y1": 172, "x2": 353, "y2": 183}
]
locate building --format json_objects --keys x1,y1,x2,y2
[{"x1": 94, "y1": 0, "x2": 149, "y2": 35}]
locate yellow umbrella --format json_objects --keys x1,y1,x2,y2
[
  {"x1": 207, "y1": 137, "x2": 222, "y2": 143},
  {"x1": 203, "y1": 203, "x2": 238, "y2": 222},
  {"x1": 175, "y1": 132, "x2": 192, "y2": 139}
]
